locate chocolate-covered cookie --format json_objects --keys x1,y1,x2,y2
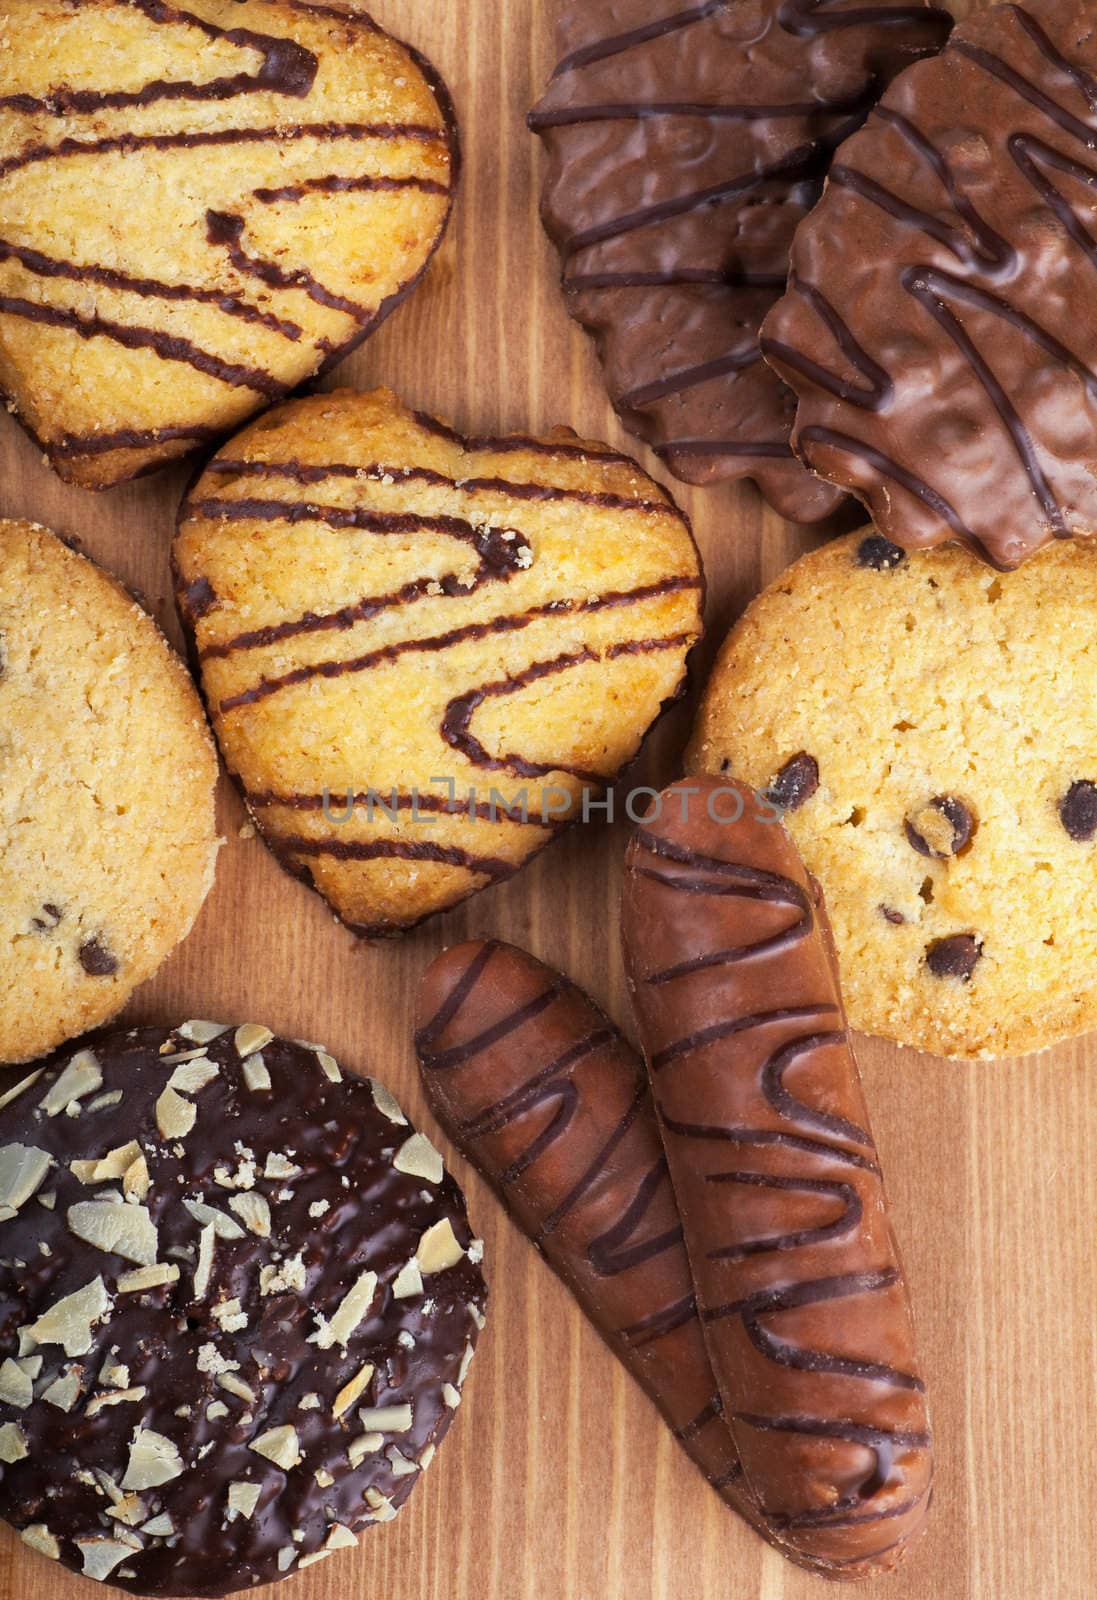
[
  {"x1": 175, "y1": 387, "x2": 703, "y2": 938},
  {"x1": 530, "y1": 0, "x2": 951, "y2": 519},
  {"x1": 763, "y1": 0, "x2": 1097, "y2": 568},
  {"x1": 0, "y1": 1023, "x2": 486, "y2": 1597},
  {"x1": 0, "y1": 0, "x2": 456, "y2": 489}
]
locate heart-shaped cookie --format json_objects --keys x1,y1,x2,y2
[
  {"x1": 0, "y1": 0, "x2": 455, "y2": 488},
  {"x1": 174, "y1": 387, "x2": 704, "y2": 936}
]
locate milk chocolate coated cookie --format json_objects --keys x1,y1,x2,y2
[
  {"x1": 175, "y1": 387, "x2": 704, "y2": 938},
  {"x1": 530, "y1": 0, "x2": 951, "y2": 519},
  {"x1": 622, "y1": 778, "x2": 931, "y2": 1577},
  {"x1": 0, "y1": 0, "x2": 455, "y2": 488},
  {"x1": 763, "y1": 0, "x2": 1097, "y2": 568},
  {"x1": 416, "y1": 940, "x2": 764, "y2": 1536},
  {"x1": 689, "y1": 531, "x2": 1097, "y2": 1059},
  {"x1": 0, "y1": 1023, "x2": 486, "y2": 1597},
  {"x1": 0, "y1": 520, "x2": 219, "y2": 1066}
]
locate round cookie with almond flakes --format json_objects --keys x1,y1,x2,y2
[{"x1": 0, "y1": 1022, "x2": 487, "y2": 1597}]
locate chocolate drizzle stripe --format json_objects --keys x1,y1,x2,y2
[
  {"x1": 619, "y1": 1291, "x2": 699, "y2": 1348},
  {"x1": 530, "y1": 92, "x2": 873, "y2": 130},
  {"x1": 565, "y1": 269, "x2": 788, "y2": 291},
  {"x1": 619, "y1": 348, "x2": 763, "y2": 409},
  {"x1": 214, "y1": 579, "x2": 701, "y2": 714},
  {"x1": 674, "y1": 1397, "x2": 723, "y2": 1441},
  {"x1": 252, "y1": 172, "x2": 450, "y2": 202},
  {"x1": 203, "y1": 456, "x2": 672, "y2": 515},
  {"x1": 654, "y1": 439, "x2": 796, "y2": 460},
  {"x1": 551, "y1": 2, "x2": 726, "y2": 78},
  {"x1": 416, "y1": 941, "x2": 499, "y2": 1053},
  {"x1": 52, "y1": 422, "x2": 223, "y2": 457},
  {"x1": 703, "y1": 1171, "x2": 862, "y2": 1262},
  {"x1": 797, "y1": 425, "x2": 979, "y2": 548},
  {"x1": 649, "y1": 1005, "x2": 837, "y2": 1072},
  {"x1": 206, "y1": 208, "x2": 368, "y2": 321},
  {"x1": 247, "y1": 788, "x2": 561, "y2": 830},
  {"x1": 658, "y1": 1112, "x2": 880, "y2": 1174},
  {"x1": 409, "y1": 410, "x2": 640, "y2": 467},
  {"x1": 418, "y1": 980, "x2": 567, "y2": 1071},
  {"x1": 458, "y1": 1031, "x2": 615, "y2": 1141},
  {"x1": 264, "y1": 832, "x2": 514, "y2": 879},
  {"x1": 777, "y1": 0, "x2": 952, "y2": 35}
]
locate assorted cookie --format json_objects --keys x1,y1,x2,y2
[
  {"x1": 623, "y1": 777, "x2": 931, "y2": 1577},
  {"x1": 0, "y1": 519, "x2": 219, "y2": 1067},
  {"x1": 762, "y1": 0, "x2": 1097, "y2": 569},
  {"x1": 0, "y1": 0, "x2": 456, "y2": 488},
  {"x1": 530, "y1": 0, "x2": 951, "y2": 519},
  {"x1": 174, "y1": 386, "x2": 704, "y2": 938},
  {"x1": 688, "y1": 531, "x2": 1097, "y2": 1060},
  {"x1": 0, "y1": 1022, "x2": 486, "y2": 1597}
]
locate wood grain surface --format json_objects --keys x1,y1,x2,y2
[{"x1": 2, "y1": 3, "x2": 1093, "y2": 1599}]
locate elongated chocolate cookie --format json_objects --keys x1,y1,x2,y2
[
  {"x1": 529, "y1": 0, "x2": 951, "y2": 519},
  {"x1": 415, "y1": 940, "x2": 767, "y2": 1535},
  {"x1": 623, "y1": 778, "x2": 931, "y2": 1578},
  {"x1": 0, "y1": 0, "x2": 455, "y2": 489},
  {"x1": 174, "y1": 387, "x2": 704, "y2": 938},
  {"x1": 0, "y1": 1022, "x2": 486, "y2": 1598},
  {"x1": 762, "y1": 0, "x2": 1097, "y2": 568}
]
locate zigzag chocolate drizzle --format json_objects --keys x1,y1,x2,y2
[
  {"x1": 762, "y1": 0, "x2": 1097, "y2": 568},
  {"x1": 415, "y1": 939, "x2": 765, "y2": 1531},
  {"x1": 529, "y1": 0, "x2": 950, "y2": 516},
  {"x1": 0, "y1": 0, "x2": 456, "y2": 483},
  {"x1": 623, "y1": 781, "x2": 932, "y2": 1574}
]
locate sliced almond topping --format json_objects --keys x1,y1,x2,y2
[
  {"x1": 0, "y1": 1357, "x2": 32, "y2": 1408},
  {"x1": 370, "y1": 1079, "x2": 407, "y2": 1125},
  {"x1": 387, "y1": 1446, "x2": 418, "y2": 1477},
  {"x1": 86, "y1": 1386, "x2": 146, "y2": 1417},
  {"x1": 206, "y1": 1400, "x2": 229, "y2": 1421},
  {"x1": 416, "y1": 1218, "x2": 464, "y2": 1275},
  {"x1": 121, "y1": 1427, "x2": 184, "y2": 1490},
  {"x1": 277, "y1": 1548, "x2": 297, "y2": 1573},
  {"x1": 105, "y1": 1493, "x2": 146, "y2": 1527},
  {"x1": 117, "y1": 1263, "x2": 179, "y2": 1294},
  {"x1": 229, "y1": 1192, "x2": 270, "y2": 1237},
  {"x1": 326, "y1": 1523, "x2": 358, "y2": 1551},
  {"x1": 307, "y1": 1269, "x2": 377, "y2": 1351},
  {"x1": 234, "y1": 1024, "x2": 273, "y2": 1059},
  {"x1": 315, "y1": 1051, "x2": 342, "y2": 1083},
  {"x1": 180, "y1": 1021, "x2": 230, "y2": 1045},
  {"x1": 193, "y1": 1222, "x2": 216, "y2": 1299},
  {"x1": 263, "y1": 1153, "x2": 300, "y2": 1181},
  {"x1": 26, "y1": 1276, "x2": 111, "y2": 1356},
  {"x1": 86, "y1": 1091, "x2": 123, "y2": 1114},
  {"x1": 67, "y1": 1201, "x2": 158, "y2": 1266},
  {"x1": 442, "y1": 1383, "x2": 461, "y2": 1409},
  {"x1": 298, "y1": 1550, "x2": 332, "y2": 1571},
  {"x1": 0, "y1": 1421, "x2": 27, "y2": 1462},
  {"x1": 123, "y1": 1156, "x2": 150, "y2": 1203},
  {"x1": 183, "y1": 1198, "x2": 244, "y2": 1240},
  {"x1": 393, "y1": 1133, "x2": 444, "y2": 1185},
  {"x1": 75, "y1": 1538, "x2": 132, "y2": 1582},
  {"x1": 358, "y1": 1403, "x2": 412, "y2": 1433},
  {"x1": 217, "y1": 1371, "x2": 256, "y2": 1404},
  {"x1": 242, "y1": 1053, "x2": 272, "y2": 1092},
  {"x1": 0, "y1": 1144, "x2": 51, "y2": 1212},
  {"x1": 71, "y1": 1141, "x2": 141, "y2": 1186},
  {"x1": 347, "y1": 1433, "x2": 380, "y2": 1467},
  {"x1": 39, "y1": 1052, "x2": 102, "y2": 1117},
  {"x1": 458, "y1": 1341, "x2": 474, "y2": 1384},
  {"x1": 141, "y1": 1513, "x2": 175, "y2": 1538},
  {"x1": 20, "y1": 1524, "x2": 59, "y2": 1560},
  {"x1": 332, "y1": 1362, "x2": 374, "y2": 1419},
  {"x1": 250, "y1": 1424, "x2": 301, "y2": 1470},
  {"x1": 314, "y1": 1467, "x2": 335, "y2": 1488},
  {"x1": 41, "y1": 1366, "x2": 84, "y2": 1411},
  {"x1": 227, "y1": 1480, "x2": 262, "y2": 1522},
  {"x1": 392, "y1": 1258, "x2": 423, "y2": 1300},
  {"x1": 167, "y1": 1056, "x2": 219, "y2": 1095},
  {"x1": 0, "y1": 1069, "x2": 44, "y2": 1112},
  {"x1": 155, "y1": 1087, "x2": 196, "y2": 1141},
  {"x1": 101, "y1": 1363, "x2": 130, "y2": 1389},
  {"x1": 364, "y1": 1487, "x2": 396, "y2": 1521},
  {"x1": 418, "y1": 1442, "x2": 436, "y2": 1470}
]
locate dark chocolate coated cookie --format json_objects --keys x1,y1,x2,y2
[
  {"x1": 530, "y1": 0, "x2": 951, "y2": 519},
  {"x1": 0, "y1": 1023, "x2": 486, "y2": 1596}
]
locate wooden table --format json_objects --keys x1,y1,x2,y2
[{"x1": 2, "y1": 2, "x2": 1092, "y2": 1598}]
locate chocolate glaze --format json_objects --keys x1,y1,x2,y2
[
  {"x1": 415, "y1": 941, "x2": 769, "y2": 1531},
  {"x1": 0, "y1": 1, "x2": 458, "y2": 488},
  {"x1": 530, "y1": 0, "x2": 950, "y2": 516},
  {"x1": 622, "y1": 777, "x2": 932, "y2": 1577},
  {"x1": 0, "y1": 1023, "x2": 486, "y2": 1597},
  {"x1": 762, "y1": 0, "x2": 1097, "y2": 568}
]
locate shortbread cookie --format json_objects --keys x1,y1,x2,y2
[
  {"x1": 0, "y1": 0, "x2": 456, "y2": 488},
  {"x1": 688, "y1": 531, "x2": 1097, "y2": 1059},
  {"x1": 174, "y1": 387, "x2": 704, "y2": 938},
  {"x1": 0, "y1": 1023, "x2": 486, "y2": 1597},
  {"x1": 763, "y1": 0, "x2": 1097, "y2": 568},
  {"x1": 0, "y1": 520, "x2": 218, "y2": 1065},
  {"x1": 529, "y1": 0, "x2": 951, "y2": 519}
]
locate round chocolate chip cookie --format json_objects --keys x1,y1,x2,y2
[
  {"x1": 0, "y1": 520, "x2": 220, "y2": 1065},
  {"x1": 688, "y1": 530, "x2": 1097, "y2": 1060},
  {"x1": 0, "y1": 1022, "x2": 487, "y2": 1597}
]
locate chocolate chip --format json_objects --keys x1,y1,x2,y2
[
  {"x1": 78, "y1": 936, "x2": 119, "y2": 977},
  {"x1": 856, "y1": 535, "x2": 906, "y2": 570},
  {"x1": 766, "y1": 753, "x2": 819, "y2": 812},
  {"x1": 30, "y1": 903, "x2": 63, "y2": 933},
  {"x1": 184, "y1": 576, "x2": 218, "y2": 621},
  {"x1": 1059, "y1": 780, "x2": 1097, "y2": 841},
  {"x1": 880, "y1": 905, "x2": 906, "y2": 926},
  {"x1": 904, "y1": 796, "x2": 975, "y2": 859},
  {"x1": 926, "y1": 935, "x2": 981, "y2": 981}
]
